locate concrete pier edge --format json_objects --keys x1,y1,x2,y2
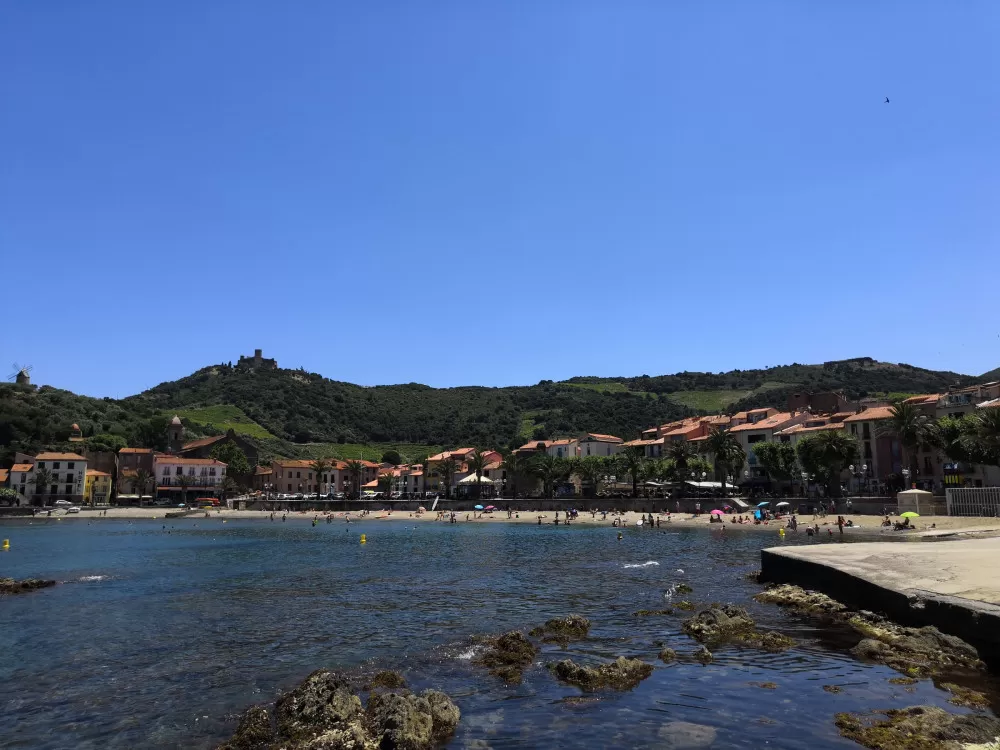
[{"x1": 760, "y1": 547, "x2": 1000, "y2": 669}]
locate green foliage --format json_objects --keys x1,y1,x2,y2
[
  {"x1": 500, "y1": 449, "x2": 534, "y2": 498},
  {"x1": 209, "y1": 441, "x2": 252, "y2": 476},
  {"x1": 530, "y1": 455, "x2": 571, "y2": 498},
  {"x1": 701, "y1": 428, "x2": 746, "y2": 490},
  {"x1": 381, "y1": 449, "x2": 402, "y2": 466},
  {"x1": 614, "y1": 446, "x2": 647, "y2": 497},
  {"x1": 571, "y1": 455, "x2": 610, "y2": 497},
  {"x1": 880, "y1": 402, "x2": 938, "y2": 476},
  {"x1": 169, "y1": 405, "x2": 276, "y2": 440},
  {"x1": 88, "y1": 433, "x2": 128, "y2": 453},
  {"x1": 752, "y1": 442, "x2": 799, "y2": 482},
  {"x1": 795, "y1": 431, "x2": 860, "y2": 497},
  {"x1": 961, "y1": 409, "x2": 1000, "y2": 467}
]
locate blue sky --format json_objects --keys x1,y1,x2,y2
[{"x1": 2, "y1": 2, "x2": 998, "y2": 397}]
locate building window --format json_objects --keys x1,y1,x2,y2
[
  {"x1": 862, "y1": 424, "x2": 871, "y2": 439},
  {"x1": 210, "y1": 468, "x2": 216, "y2": 476},
  {"x1": 53, "y1": 462, "x2": 60, "y2": 470},
  {"x1": 65, "y1": 484, "x2": 73, "y2": 495},
  {"x1": 287, "y1": 483, "x2": 292, "y2": 491},
  {"x1": 296, "y1": 472, "x2": 300, "y2": 479},
  {"x1": 68, "y1": 462, "x2": 75, "y2": 469},
  {"x1": 850, "y1": 424, "x2": 857, "y2": 435},
  {"x1": 37, "y1": 462, "x2": 45, "y2": 469},
  {"x1": 176, "y1": 467, "x2": 183, "y2": 475},
  {"x1": 864, "y1": 442, "x2": 873, "y2": 459},
  {"x1": 66, "y1": 474, "x2": 74, "y2": 484},
  {"x1": 747, "y1": 435, "x2": 765, "y2": 444}
]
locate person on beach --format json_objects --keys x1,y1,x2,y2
[{"x1": 837, "y1": 516, "x2": 844, "y2": 535}]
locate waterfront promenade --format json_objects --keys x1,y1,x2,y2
[{"x1": 761, "y1": 536, "x2": 1000, "y2": 666}]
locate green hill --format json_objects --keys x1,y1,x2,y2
[{"x1": 0, "y1": 356, "x2": 982, "y2": 464}]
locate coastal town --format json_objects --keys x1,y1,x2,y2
[{"x1": 4, "y1": 376, "x2": 998, "y2": 516}]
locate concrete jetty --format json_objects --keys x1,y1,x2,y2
[{"x1": 761, "y1": 537, "x2": 1000, "y2": 668}]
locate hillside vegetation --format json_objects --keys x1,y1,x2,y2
[{"x1": 0, "y1": 356, "x2": 989, "y2": 464}]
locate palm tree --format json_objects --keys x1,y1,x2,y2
[
  {"x1": 174, "y1": 472, "x2": 195, "y2": 506},
  {"x1": 309, "y1": 459, "x2": 331, "y2": 504},
  {"x1": 500, "y1": 449, "x2": 531, "y2": 500},
  {"x1": 881, "y1": 402, "x2": 938, "y2": 484},
  {"x1": 344, "y1": 460, "x2": 365, "y2": 499},
  {"x1": 434, "y1": 455, "x2": 458, "y2": 500},
  {"x1": 531, "y1": 455, "x2": 568, "y2": 499},
  {"x1": 964, "y1": 408, "x2": 1000, "y2": 466},
  {"x1": 377, "y1": 471, "x2": 395, "y2": 497},
  {"x1": 795, "y1": 430, "x2": 859, "y2": 498},
  {"x1": 132, "y1": 468, "x2": 152, "y2": 505},
  {"x1": 701, "y1": 428, "x2": 746, "y2": 494},
  {"x1": 572, "y1": 455, "x2": 607, "y2": 498},
  {"x1": 467, "y1": 449, "x2": 491, "y2": 501},
  {"x1": 29, "y1": 466, "x2": 54, "y2": 507},
  {"x1": 664, "y1": 440, "x2": 696, "y2": 473},
  {"x1": 616, "y1": 446, "x2": 646, "y2": 498}
]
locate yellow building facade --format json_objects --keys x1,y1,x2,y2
[{"x1": 85, "y1": 469, "x2": 112, "y2": 506}]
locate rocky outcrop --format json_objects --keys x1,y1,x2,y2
[
  {"x1": 848, "y1": 618, "x2": 984, "y2": 677},
  {"x1": 658, "y1": 648, "x2": 677, "y2": 663},
  {"x1": 528, "y1": 614, "x2": 591, "y2": 644},
  {"x1": 835, "y1": 706, "x2": 1000, "y2": 749},
  {"x1": 549, "y1": 657, "x2": 653, "y2": 691},
  {"x1": 693, "y1": 646, "x2": 713, "y2": 664},
  {"x1": 940, "y1": 683, "x2": 990, "y2": 710},
  {"x1": 633, "y1": 609, "x2": 673, "y2": 617},
  {"x1": 734, "y1": 629, "x2": 797, "y2": 652},
  {"x1": 217, "y1": 670, "x2": 459, "y2": 750},
  {"x1": 682, "y1": 605, "x2": 755, "y2": 642},
  {"x1": 475, "y1": 631, "x2": 539, "y2": 684},
  {"x1": 753, "y1": 584, "x2": 846, "y2": 616},
  {"x1": 366, "y1": 671, "x2": 407, "y2": 690},
  {"x1": 0, "y1": 578, "x2": 56, "y2": 595}
]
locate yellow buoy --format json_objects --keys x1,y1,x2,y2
[
  {"x1": 360, "y1": 534, "x2": 367, "y2": 544},
  {"x1": 778, "y1": 528, "x2": 785, "y2": 538},
  {"x1": 2, "y1": 539, "x2": 9, "y2": 550}
]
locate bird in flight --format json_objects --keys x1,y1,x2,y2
[{"x1": 884, "y1": 97, "x2": 890, "y2": 103}]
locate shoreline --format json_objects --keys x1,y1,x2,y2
[{"x1": 10, "y1": 506, "x2": 1000, "y2": 538}]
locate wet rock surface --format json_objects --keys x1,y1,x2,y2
[
  {"x1": 656, "y1": 720, "x2": 717, "y2": 748},
  {"x1": 549, "y1": 657, "x2": 653, "y2": 691},
  {"x1": 835, "y1": 706, "x2": 1000, "y2": 749},
  {"x1": 528, "y1": 614, "x2": 591, "y2": 644},
  {"x1": 0, "y1": 578, "x2": 56, "y2": 595},
  {"x1": 753, "y1": 584, "x2": 846, "y2": 616},
  {"x1": 940, "y1": 682, "x2": 991, "y2": 709},
  {"x1": 733, "y1": 629, "x2": 797, "y2": 652},
  {"x1": 366, "y1": 671, "x2": 407, "y2": 691},
  {"x1": 693, "y1": 646, "x2": 713, "y2": 664},
  {"x1": 218, "y1": 670, "x2": 459, "y2": 750},
  {"x1": 658, "y1": 648, "x2": 677, "y2": 663},
  {"x1": 682, "y1": 605, "x2": 756, "y2": 642},
  {"x1": 633, "y1": 609, "x2": 673, "y2": 617},
  {"x1": 475, "y1": 631, "x2": 539, "y2": 684}
]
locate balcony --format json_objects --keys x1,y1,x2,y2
[{"x1": 159, "y1": 477, "x2": 221, "y2": 487}]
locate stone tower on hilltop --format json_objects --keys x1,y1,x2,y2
[
  {"x1": 237, "y1": 348, "x2": 277, "y2": 370},
  {"x1": 167, "y1": 415, "x2": 184, "y2": 453}
]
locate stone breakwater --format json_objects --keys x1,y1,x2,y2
[{"x1": 0, "y1": 578, "x2": 56, "y2": 595}]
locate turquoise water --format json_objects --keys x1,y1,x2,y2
[{"x1": 0, "y1": 517, "x2": 991, "y2": 748}]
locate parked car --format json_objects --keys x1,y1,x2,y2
[
  {"x1": 54, "y1": 499, "x2": 72, "y2": 507},
  {"x1": 154, "y1": 499, "x2": 171, "y2": 507},
  {"x1": 66, "y1": 506, "x2": 81, "y2": 514}
]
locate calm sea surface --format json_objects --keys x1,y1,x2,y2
[{"x1": 0, "y1": 517, "x2": 993, "y2": 749}]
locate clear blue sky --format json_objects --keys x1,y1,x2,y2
[{"x1": 3, "y1": 2, "x2": 998, "y2": 397}]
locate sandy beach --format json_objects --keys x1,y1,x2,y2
[{"x1": 35, "y1": 506, "x2": 1000, "y2": 537}]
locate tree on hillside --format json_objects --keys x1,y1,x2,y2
[
  {"x1": 28, "y1": 466, "x2": 54, "y2": 507},
  {"x1": 133, "y1": 416, "x2": 170, "y2": 452},
  {"x1": 751, "y1": 442, "x2": 799, "y2": 493},
  {"x1": 221, "y1": 475, "x2": 240, "y2": 502},
  {"x1": 615, "y1": 446, "x2": 646, "y2": 498},
  {"x1": 344, "y1": 460, "x2": 365, "y2": 499},
  {"x1": 795, "y1": 430, "x2": 859, "y2": 498},
  {"x1": 880, "y1": 402, "x2": 937, "y2": 484},
  {"x1": 572, "y1": 455, "x2": 608, "y2": 498},
  {"x1": 467, "y1": 449, "x2": 491, "y2": 501},
  {"x1": 500, "y1": 450, "x2": 532, "y2": 499},
  {"x1": 531, "y1": 455, "x2": 569, "y2": 499},
  {"x1": 701, "y1": 428, "x2": 745, "y2": 494},
  {"x1": 209, "y1": 441, "x2": 253, "y2": 476},
  {"x1": 434, "y1": 455, "x2": 458, "y2": 500},
  {"x1": 381, "y1": 449, "x2": 402, "y2": 466},
  {"x1": 309, "y1": 459, "x2": 331, "y2": 504},
  {"x1": 88, "y1": 433, "x2": 127, "y2": 453}
]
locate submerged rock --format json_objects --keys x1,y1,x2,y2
[
  {"x1": 549, "y1": 657, "x2": 653, "y2": 691},
  {"x1": 0, "y1": 578, "x2": 56, "y2": 595},
  {"x1": 823, "y1": 685, "x2": 843, "y2": 694},
  {"x1": 940, "y1": 683, "x2": 991, "y2": 710},
  {"x1": 849, "y1": 620, "x2": 984, "y2": 677},
  {"x1": 633, "y1": 609, "x2": 673, "y2": 617},
  {"x1": 675, "y1": 601, "x2": 696, "y2": 611},
  {"x1": 475, "y1": 631, "x2": 539, "y2": 683},
  {"x1": 656, "y1": 720, "x2": 717, "y2": 748},
  {"x1": 658, "y1": 648, "x2": 677, "y2": 663},
  {"x1": 674, "y1": 583, "x2": 694, "y2": 594},
  {"x1": 682, "y1": 605, "x2": 755, "y2": 642},
  {"x1": 753, "y1": 584, "x2": 846, "y2": 616},
  {"x1": 835, "y1": 706, "x2": 1000, "y2": 749},
  {"x1": 367, "y1": 671, "x2": 407, "y2": 690},
  {"x1": 529, "y1": 614, "x2": 591, "y2": 644},
  {"x1": 748, "y1": 681, "x2": 778, "y2": 690},
  {"x1": 734, "y1": 629, "x2": 796, "y2": 652},
  {"x1": 693, "y1": 646, "x2": 713, "y2": 664},
  {"x1": 888, "y1": 677, "x2": 919, "y2": 686}
]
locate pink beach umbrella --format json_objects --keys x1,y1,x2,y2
[{"x1": 709, "y1": 509, "x2": 725, "y2": 516}]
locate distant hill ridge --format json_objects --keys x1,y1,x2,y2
[{"x1": 0, "y1": 357, "x2": 992, "y2": 463}]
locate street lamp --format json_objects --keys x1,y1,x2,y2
[{"x1": 902, "y1": 468, "x2": 911, "y2": 491}]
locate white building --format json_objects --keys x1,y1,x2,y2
[
  {"x1": 27, "y1": 452, "x2": 88, "y2": 506},
  {"x1": 154, "y1": 455, "x2": 227, "y2": 498},
  {"x1": 579, "y1": 433, "x2": 623, "y2": 457}
]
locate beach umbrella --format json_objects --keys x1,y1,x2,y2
[
  {"x1": 484, "y1": 505, "x2": 496, "y2": 511},
  {"x1": 775, "y1": 501, "x2": 790, "y2": 507},
  {"x1": 756, "y1": 501, "x2": 770, "y2": 507},
  {"x1": 709, "y1": 509, "x2": 725, "y2": 516},
  {"x1": 900, "y1": 511, "x2": 920, "y2": 518},
  {"x1": 474, "y1": 504, "x2": 484, "y2": 510},
  {"x1": 417, "y1": 506, "x2": 426, "y2": 512}
]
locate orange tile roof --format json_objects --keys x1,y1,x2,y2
[
  {"x1": 518, "y1": 441, "x2": 551, "y2": 450},
  {"x1": 272, "y1": 459, "x2": 316, "y2": 468},
  {"x1": 11, "y1": 463, "x2": 33, "y2": 472},
  {"x1": 180, "y1": 435, "x2": 226, "y2": 451},
  {"x1": 0, "y1": 469, "x2": 7, "y2": 483},
  {"x1": 731, "y1": 411, "x2": 748, "y2": 420},
  {"x1": 705, "y1": 415, "x2": 731, "y2": 425},
  {"x1": 843, "y1": 406, "x2": 895, "y2": 422},
  {"x1": 483, "y1": 461, "x2": 502, "y2": 471},
  {"x1": 585, "y1": 433, "x2": 622, "y2": 442},
  {"x1": 777, "y1": 423, "x2": 845, "y2": 435},
  {"x1": 255, "y1": 466, "x2": 273, "y2": 475},
  {"x1": 747, "y1": 408, "x2": 771, "y2": 415},
  {"x1": 729, "y1": 413, "x2": 796, "y2": 433},
  {"x1": 119, "y1": 447, "x2": 153, "y2": 454},
  {"x1": 548, "y1": 438, "x2": 576, "y2": 446},
  {"x1": 154, "y1": 457, "x2": 227, "y2": 466},
  {"x1": 904, "y1": 394, "x2": 940, "y2": 405},
  {"x1": 35, "y1": 452, "x2": 87, "y2": 461},
  {"x1": 86, "y1": 469, "x2": 111, "y2": 477}
]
